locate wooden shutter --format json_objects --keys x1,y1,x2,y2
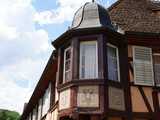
[{"x1": 133, "y1": 46, "x2": 154, "y2": 86}]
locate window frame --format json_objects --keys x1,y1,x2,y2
[
  {"x1": 32, "y1": 108, "x2": 36, "y2": 120},
  {"x1": 107, "y1": 43, "x2": 120, "y2": 82},
  {"x1": 37, "y1": 98, "x2": 42, "y2": 120},
  {"x1": 79, "y1": 41, "x2": 98, "y2": 79},
  {"x1": 63, "y1": 47, "x2": 72, "y2": 83},
  {"x1": 153, "y1": 53, "x2": 160, "y2": 87},
  {"x1": 133, "y1": 46, "x2": 154, "y2": 86}
]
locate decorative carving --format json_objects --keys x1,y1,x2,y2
[
  {"x1": 77, "y1": 86, "x2": 99, "y2": 107},
  {"x1": 59, "y1": 89, "x2": 71, "y2": 110},
  {"x1": 109, "y1": 87, "x2": 125, "y2": 111}
]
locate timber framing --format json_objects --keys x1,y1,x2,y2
[{"x1": 21, "y1": 0, "x2": 160, "y2": 120}]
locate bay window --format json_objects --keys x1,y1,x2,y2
[
  {"x1": 79, "y1": 41, "x2": 98, "y2": 79},
  {"x1": 107, "y1": 44, "x2": 120, "y2": 81},
  {"x1": 153, "y1": 54, "x2": 160, "y2": 86},
  {"x1": 63, "y1": 47, "x2": 71, "y2": 83},
  {"x1": 133, "y1": 46, "x2": 154, "y2": 86}
]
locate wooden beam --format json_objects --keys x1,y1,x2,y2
[
  {"x1": 138, "y1": 86, "x2": 153, "y2": 112},
  {"x1": 152, "y1": 91, "x2": 159, "y2": 112}
]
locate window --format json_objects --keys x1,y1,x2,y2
[
  {"x1": 63, "y1": 47, "x2": 71, "y2": 83},
  {"x1": 37, "y1": 98, "x2": 42, "y2": 120},
  {"x1": 42, "y1": 84, "x2": 51, "y2": 117},
  {"x1": 79, "y1": 41, "x2": 98, "y2": 79},
  {"x1": 153, "y1": 54, "x2": 160, "y2": 86},
  {"x1": 133, "y1": 46, "x2": 154, "y2": 86},
  {"x1": 29, "y1": 113, "x2": 32, "y2": 120},
  {"x1": 107, "y1": 44, "x2": 120, "y2": 81},
  {"x1": 32, "y1": 108, "x2": 36, "y2": 120}
]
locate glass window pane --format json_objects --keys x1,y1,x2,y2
[
  {"x1": 32, "y1": 109, "x2": 36, "y2": 120},
  {"x1": 42, "y1": 85, "x2": 50, "y2": 117},
  {"x1": 107, "y1": 44, "x2": 119, "y2": 81},
  {"x1": 80, "y1": 41, "x2": 98, "y2": 79},
  {"x1": 37, "y1": 99, "x2": 42, "y2": 120},
  {"x1": 63, "y1": 47, "x2": 71, "y2": 83}
]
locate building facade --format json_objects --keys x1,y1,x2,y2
[{"x1": 21, "y1": 0, "x2": 160, "y2": 120}]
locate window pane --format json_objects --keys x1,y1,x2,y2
[
  {"x1": 42, "y1": 85, "x2": 51, "y2": 117},
  {"x1": 107, "y1": 44, "x2": 119, "y2": 81},
  {"x1": 63, "y1": 47, "x2": 71, "y2": 83},
  {"x1": 37, "y1": 99, "x2": 42, "y2": 120},
  {"x1": 32, "y1": 109, "x2": 36, "y2": 120},
  {"x1": 29, "y1": 113, "x2": 32, "y2": 120},
  {"x1": 80, "y1": 41, "x2": 98, "y2": 79}
]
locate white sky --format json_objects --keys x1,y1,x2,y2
[{"x1": 0, "y1": 0, "x2": 116, "y2": 114}]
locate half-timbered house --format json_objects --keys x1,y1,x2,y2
[{"x1": 21, "y1": 0, "x2": 160, "y2": 120}]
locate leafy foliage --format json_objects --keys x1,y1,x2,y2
[{"x1": 0, "y1": 109, "x2": 20, "y2": 120}]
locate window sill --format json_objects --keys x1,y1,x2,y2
[
  {"x1": 57, "y1": 79, "x2": 105, "y2": 92},
  {"x1": 130, "y1": 82, "x2": 154, "y2": 87}
]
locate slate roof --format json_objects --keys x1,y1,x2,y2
[
  {"x1": 108, "y1": 0, "x2": 160, "y2": 33},
  {"x1": 71, "y1": 2, "x2": 115, "y2": 30}
]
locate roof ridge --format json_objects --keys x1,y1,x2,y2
[{"x1": 107, "y1": 0, "x2": 123, "y2": 11}]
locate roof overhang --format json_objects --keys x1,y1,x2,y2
[
  {"x1": 20, "y1": 51, "x2": 57, "y2": 120},
  {"x1": 52, "y1": 27, "x2": 123, "y2": 49}
]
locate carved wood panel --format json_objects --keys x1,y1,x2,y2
[
  {"x1": 77, "y1": 86, "x2": 99, "y2": 107},
  {"x1": 59, "y1": 89, "x2": 71, "y2": 110},
  {"x1": 109, "y1": 86, "x2": 125, "y2": 111}
]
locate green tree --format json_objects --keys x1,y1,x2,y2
[{"x1": 0, "y1": 109, "x2": 20, "y2": 120}]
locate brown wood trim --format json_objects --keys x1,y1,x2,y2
[
  {"x1": 132, "y1": 112, "x2": 154, "y2": 119},
  {"x1": 58, "y1": 108, "x2": 76, "y2": 119},
  {"x1": 102, "y1": 34, "x2": 108, "y2": 120},
  {"x1": 78, "y1": 34, "x2": 100, "y2": 41},
  {"x1": 138, "y1": 86, "x2": 153, "y2": 112},
  {"x1": 129, "y1": 63, "x2": 134, "y2": 75},
  {"x1": 57, "y1": 48, "x2": 63, "y2": 85},
  {"x1": 57, "y1": 79, "x2": 105, "y2": 92},
  {"x1": 98, "y1": 34, "x2": 105, "y2": 79},
  {"x1": 130, "y1": 82, "x2": 156, "y2": 88},
  {"x1": 107, "y1": 110, "x2": 128, "y2": 117},
  {"x1": 50, "y1": 101, "x2": 58, "y2": 112},
  {"x1": 71, "y1": 37, "x2": 79, "y2": 80},
  {"x1": 108, "y1": 80, "x2": 123, "y2": 88},
  {"x1": 123, "y1": 43, "x2": 133, "y2": 120},
  {"x1": 152, "y1": 91, "x2": 159, "y2": 112},
  {"x1": 128, "y1": 57, "x2": 133, "y2": 62}
]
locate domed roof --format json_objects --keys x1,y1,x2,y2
[{"x1": 71, "y1": 2, "x2": 115, "y2": 30}]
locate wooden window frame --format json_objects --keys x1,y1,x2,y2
[
  {"x1": 63, "y1": 47, "x2": 72, "y2": 83},
  {"x1": 107, "y1": 43, "x2": 120, "y2": 82}
]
